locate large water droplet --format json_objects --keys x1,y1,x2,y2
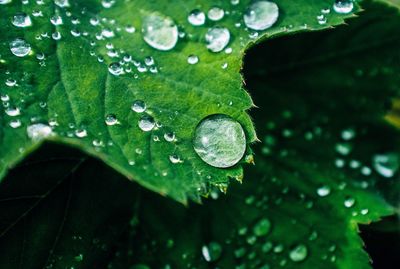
[
  {"x1": 201, "y1": 242, "x2": 222, "y2": 262},
  {"x1": 193, "y1": 114, "x2": 246, "y2": 168},
  {"x1": 289, "y1": 244, "x2": 308, "y2": 262},
  {"x1": 205, "y1": 27, "x2": 230, "y2": 53},
  {"x1": 188, "y1": 9, "x2": 206, "y2": 26},
  {"x1": 27, "y1": 123, "x2": 53, "y2": 140},
  {"x1": 244, "y1": 1, "x2": 279, "y2": 31},
  {"x1": 142, "y1": 12, "x2": 178, "y2": 51},
  {"x1": 105, "y1": 114, "x2": 118, "y2": 126},
  {"x1": 10, "y1": 38, "x2": 31, "y2": 57},
  {"x1": 12, "y1": 13, "x2": 32, "y2": 27},
  {"x1": 138, "y1": 115, "x2": 155, "y2": 131},
  {"x1": 317, "y1": 185, "x2": 331, "y2": 197},
  {"x1": 372, "y1": 153, "x2": 399, "y2": 178},
  {"x1": 333, "y1": 0, "x2": 354, "y2": 14}
]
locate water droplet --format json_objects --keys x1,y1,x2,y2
[
  {"x1": 27, "y1": 123, "x2": 52, "y2": 140},
  {"x1": 208, "y1": 7, "x2": 224, "y2": 21},
  {"x1": 187, "y1": 55, "x2": 199, "y2": 64},
  {"x1": 138, "y1": 115, "x2": 155, "y2": 131},
  {"x1": 169, "y1": 154, "x2": 182, "y2": 164},
  {"x1": 5, "y1": 107, "x2": 20, "y2": 117},
  {"x1": 108, "y1": 62, "x2": 123, "y2": 76},
  {"x1": 164, "y1": 132, "x2": 175, "y2": 142},
  {"x1": 105, "y1": 114, "x2": 118, "y2": 126},
  {"x1": 55, "y1": 0, "x2": 70, "y2": 8},
  {"x1": 201, "y1": 242, "x2": 222, "y2": 262},
  {"x1": 344, "y1": 197, "x2": 355, "y2": 208},
  {"x1": 317, "y1": 185, "x2": 331, "y2": 197},
  {"x1": 333, "y1": 0, "x2": 354, "y2": 14},
  {"x1": 335, "y1": 142, "x2": 352, "y2": 155},
  {"x1": 205, "y1": 27, "x2": 230, "y2": 53},
  {"x1": 193, "y1": 114, "x2": 246, "y2": 168},
  {"x1": 372, "y1": 153, "x2": 399, "y2": 178},
  {"x1": 341, "y1": 128, "x2": 356, "y2": 140},
  {"x1": 244, "y1": 1, "x2": 279, "y2": 31},
  {"x1": 10, "y1": 38, "x2": 31, "y2": 57},
  {"x1": 50, "y1": 15, "x2": 63, "y2": 25},
  {"x1": 12, "y1": 13, "x2": 32, "y2": 27},
  {"x1": 75, "y1": 128, "x2": 88, "y2": 138},
  {"x1": 289, "y1": 244, "x2": 308, "y2": 262},
  {"x1": 253, "y1": 218, "x2": 271, "y2": 236},
  {"x1": 142, "y1": 12, "x2": 178, "y2": 51},
  {"x1": 0, "y1": 0, "x2": 12, "y2": 4},
  {"x1": 188, "y1": 9, "x2": 206, "y2": 26},
  {"x1": 131, "y1": 100, "x2": 146, "y2": 113},
  {"x1": 9, "y1": 119, "x2": 21, "y2": 128}
]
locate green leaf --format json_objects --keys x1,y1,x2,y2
[
  {"x1": 0, "y1": 143, "x2": 139, "y2": 269},
  {"x1": 107, "y1": 1, "x2": 400, "y2": 268},
  {"x1": 0, "y1": 0, "x2": 357, "y2": 202}
]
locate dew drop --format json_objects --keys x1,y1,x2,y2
[
  {"x1": 10, "y1": 38, "x2": 31, "y2": 57},
  {"x1": 333, "y1": 0, "x2": 354, "y2": 14},
  {"x1": 138, "y1": 115, "x2": 155, "y2": 131},
  {"x1": 105, "y1": 114, "x2": 118, "y2": 126},
  {"x1": 187, "y1": 54, "x2": 199, "y2": 64},
  {"x1": 54, "y1": 0, "x2": 70, "y2": 8},
  {"x1": 289, "y1": 244, "x2": 308, "y2": 262},
  {"x1": 208, "y1": 7, "x2": 224, "y2": 21},
  {"x1": 372, "y1": 153, "x2": 399, "y2": 178},
  {"x1": 316, "y1": 185, "x2": 331, "y2": 197},
  {"x1": 205, "y1": 27, "x2": 230, "y2": 53},
  {"x1": 108, "y1": 62, "x2": 123, "y2": 76},
  {"x1": 253, "y1": 218, "x2": 271, "y2": 236},
  {"x1": 169, "y1": 154, "x2": 182, "y2": 164},
  {"x1": 27, "y1": 123, "x2": 52, "y2": 140},
  {"x1": 5, "y1": 107, "x2": 21, "y2": 117},
  {"x1": 9, "y1": 119, "x2": 22, "y2": 128},
  {"x1": 188, "y1": 9, "x2": 206, "y2": 26},
  {"x1": 131, "y1": 100, "x2": 146, "y2": 113},
  {"x1": 0, "y1": 0, "x2": 12, "y2": 4},
  {"x1": 12, "y1": 13, "x2": 32, "y2": 27},
  {"x1": 142, "y1": 12, "x2": 178, "y2": 51},
  {"x1": 201, "y1": 242, "x2": 222, "y2": 262},
  {"x1": 193, "y1": 114, "x2": 246, "y2": 168},
  {"x1": 344, "y1": 197, "x2": 355, "y2": 208},
  {"x1": 164, "y1": 132, "x2": 175, "y2": 142},
  {"x1": 244, "y1": 1, "x2": 279, "y2": 31}
]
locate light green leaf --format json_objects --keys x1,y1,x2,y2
[{"x1": 0, "y1": 0, "x2": 357, "y2": 202}]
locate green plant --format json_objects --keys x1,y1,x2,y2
[{"x1": 0, "y1": 0, "x2": 399, "y2": 268}]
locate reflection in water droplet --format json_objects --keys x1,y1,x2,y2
[
  {"x1": 10, "y1": 38, "x2": 31, "y2": 57},
  {"x1": 244, "y1": 1, "x2": 279, "y2": 31},
  {"x1": 289, "y1": 244, "x2": 308, "y2": 262},
  {"x1": 188, "y1": 9, "x2": 206, "y2": 26},
  {"x1": 193, "y1": 114, "x2": 246, "y2": 168},
  {"x1": 12, "y1": 13, "x2": 32, "y2": 27},
  {"x1": 205, "y1": 27, "x2": 230, "y2": 53},
  {"x1": 201, "y1": 242, "x2": 222, "y2": 262},
  {"x1": 142, "y1": 12, "x2": 178, "y2": 51}
]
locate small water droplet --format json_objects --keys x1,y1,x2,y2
[
  {"x1": 244, "y1": 1, "x2": 279, "y2": 31},
  {"x1": 187, "y1": 55, "x2": 199, "y2": 65},
  {"x1": 54, "y1": 0, "x2": 70, "y2": 8},
  {"x1": 253, "y1": 218, "x2": 271, "y2": 236},
  {"x1": 372, "y1": 153, "x2": 399, "y2": 178},
  {"x1": 12, "y1": 13, "x2": 32, "y2": 27},
  {"x1": 201, "y1": 242, "x2": 222, "y2": 262},
  {"x1": 142, "y1": 12, "x2": 178, "y2": 51},
  {"x1": 108, "y1": 62, "x2": 123, "y2": 76},
  {"x1": 289, "y1": 244, "x2": 308, "y2": 262},
  {"x1": 10, "y1": 38, "x2": 31, "y2": 57},
  {"x1": 344, "y1": 197, "x2": 355, "y2": 208},
  {"x1": 138, "y1": 115, "x2": 155, "y2": 131},
  {"x1": 188, "y1": 9, "x2": 206, "y2": 26},
  {"x1": 164, "y1": 132, "x2": 175, "y2": 142},
  {"x1": 131, "y1": 100, "x2": 146, "y2": 113},
  {"x1": 169, "y1": 154, "x2": 182, "y2": 164},
  {"x1": 317, "y1": 185, "x2": 331, "y2": 197},
  {"x1": 105, "y1": 114, "x2": 118, "y2": 126},
  {"x1": 333, "y1": 0, "x2": 354, "y2": 14},
  {"x1": 208, "y1": 7, "x2": 224, "y2": 21},
  {"x1": 193, "y1": 114, "x2": 246, "y2": 168},
  {"x1": 205, "y1": 27, "x2": 230, "y2": 53}
]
